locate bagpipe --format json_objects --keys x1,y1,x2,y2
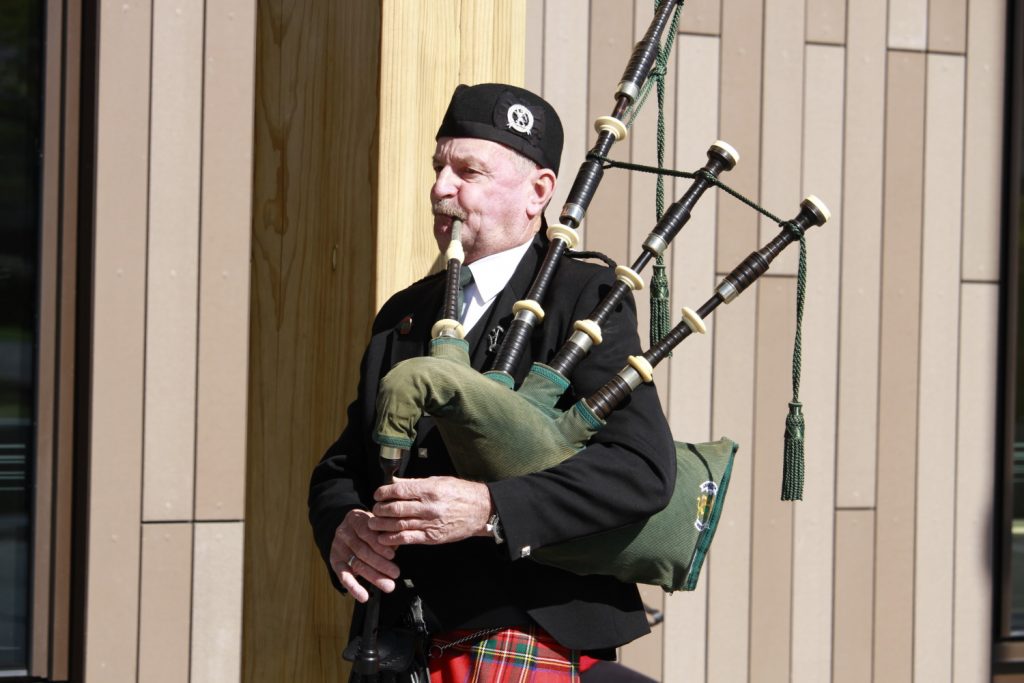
[{"x1": 349, "y1": 0, "x2": 830, "y2": 678}]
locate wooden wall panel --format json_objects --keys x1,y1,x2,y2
[
  {"x1": 962, "y1": 0, "x2": 1006, "y2": 282},
  {"x1": 143, "y1": 0, "x2": 203, "y2": 523},
  {"x1": 953, "y1": 283, "x2": 998, "y2": 682},
  {"x1": 583, "y1": 0, "x2": 633, "y2": 263},
  {"x1": 680, "y1": 0, "x2": 720, "y2": 36},
  {"x1": 832, "y1": 510, "x2": 875, "y2": 683},
  {"x1": 138, "y1": 524, "x2": 193, "y2": 683},
  {"x1": 522, "y1": 2, "x2": 1007, "y2": 681},
  {"x1": 874, "y1": 50, "x2": 926, "y2": 683},
  {"x1": 621, "y1": 583, "x2": 666, "y2": 681},
  {"x1": 791, "y1": 43, "x2": 843, "y2": 683},
  {"x1": 85, "y1": 0, "x2": 153, "y2": 678},
  {"x1": 707, "y1": 291, "x2": 756, "y2": 683},
  {"x1": 192, "y1": 523, "x2": 244, "y2": 683},
  {"x1": 749, "y1": 278, "x2": 798, "y2": 683},
  {"x1": 928, "y1": 0, "x2": 967, "y2": 54},
  {"x1": 376, "y1": 1, "x2": 460, "y2": 291},
  {"x1": 541, "y1": 0, "x2": 589, "y2": 225},
  {"x1": 246, "y1": 2, "x2": 380, "y2": 681},
  {"x1": 195, "y1": 0, "x2": 257, "y2": 521},
  {"x1": 524, "y1": 0, "x2": 543, "y2": 93},
  {"x1": 758, "y1": 0, "x2": 805, "y2": 275},
  {"x1": 806, "y1": 0, "x2": 846, "y2": 45},
  {"x1": 888, "y1": 0, "x2": 928, "y2": 50},
  {"x1": 913, "y1": 52, "x2": 965, "y2": 683},
  {"x1": 836, "y1": 0, "x2": 886, "y2": 509},
  {"x1": 717, "y1": 0, "x2": 764, "y2": 269},
  {"x1": 661, "y1": 34, "x2": 721, "y2": 683}
]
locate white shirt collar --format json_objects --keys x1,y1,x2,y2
[{"x1": 460, "y1": 237, "x2": 533, "y2": 331}]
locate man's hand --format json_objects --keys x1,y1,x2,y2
[
  {"x1": 370, "y1": 476, "x2": 492, "y2": 546},
  {"x1": 330, "y1": 509, "x2": 401, "y2": 603}
]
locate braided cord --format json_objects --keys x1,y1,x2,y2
[
  {"x1": 619, "y1": 1, "x2": 684, "y2": 346},
  {"x1": 648, "y1": 1, "x2": 683, "y2": 347},
  {"x1": 781, "y1": 236, "x2": 807, "y2": 501}
]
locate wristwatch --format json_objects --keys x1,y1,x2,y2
[{"x1": 485, "y1": 513, "x2": 505, "y2": 545}]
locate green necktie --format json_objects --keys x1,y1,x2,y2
[{"x1": 457, "y1": 265, "x2": 474, "y2": 322}]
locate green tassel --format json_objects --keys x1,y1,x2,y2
[
  {"x1": 782, "y1": 234, "x2": 808, "y2": 502},
  {"x1": 650, "y1": 258, "x2": 671, "y2": 348},
  {"x1": 782, "y1": 401, "x2": 804, "y2": 500}
]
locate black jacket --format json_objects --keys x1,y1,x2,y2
[{"x1": 308, "y1": 236, "x2": 676, "y2": 652}]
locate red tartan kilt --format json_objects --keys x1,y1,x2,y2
[{"x1": 429, "y1": 627, "x2": 598, "y2": 683}]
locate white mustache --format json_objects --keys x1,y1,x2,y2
[{"x1": 432, "y1": 200, "x2": 467, "y2": 221}]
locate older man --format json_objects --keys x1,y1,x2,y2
[{"x1": 309, "y1": 83, "x2": 674, "y2": 679}]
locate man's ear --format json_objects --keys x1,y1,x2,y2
[{"x1": 525, "y1": 168, "x2": 556, "y2": 219}]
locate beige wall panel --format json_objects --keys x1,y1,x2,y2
[
  {"x1": 138, "y1": 524, "x2": 193, "y2": 683},
  {"x1": 716, "y1": 0, "x2": 763, "y2": 269},
  {"x1": 913, "y1": 53, "x2": 965, "y2": 683},
  {"x1": 749, "y1": 277, "x2": 797, "y2": 683},
  {"x1": 193, "y1": 523, "x2": 244, "y2": 683},
  {"x1": 680, "y1": 0, "x2": 720, "y2": 36},
  {"x1": 928, "y1": 0, "x2": 967, "y2": 53},
  {"x1": 652, "y1": 37, "x2": 721, "y2": 680},
  {"x1": 832, "y1": 510, "x2": 875, "y2": 683},
  {"x1": 758, "y1": 0, "x2": 804, "y2": 276},
  {"x1": 583, "y1": 0, "x2": 633, "y2": 264},
  {"x1": 791, "y1": 43, "x2": 843, "y2": 683},
  {"x1": 663, "y1": 580, "x2": 706, "y2": 682},
  {"x1": 541, "y1": 0, "x2": 588, "y2": 233},
  {"x1": 953, "y1": 284, "x2": 997, "y2": 683},
  {"x1": 143, "y1": 0, "x2": 203, "y2": 523},
  {"x1": 836, "y1": 0, "x2": 886, "y2": 509},
  {"x1": 667, "y1": 33, "x2": 719, "y2": 447},
  {"x1": 874, "y1": 50, "x2": 926, "y2": 683},
  {"x1": 85, "y1": 0, "x2": 152, "y2": 678},
  {"x1": 888, "y1": 0, "x2": 928, "y2": 50},
  {"x1": 620, "y1": 585, "x2": 665, "y2": 680},
  {"x1": 706, "y1": 290, "x2": 756, "y2": 683},
  {"x1": 195, "y1": 0, "x2": 257, "y2": 521},
  {"x1": 525, "y1": 0, "x2": 543, "y2": 91},
  {"x1": 246, "y1": 2, "x2": 379, "y2": 680},
  {"x1": 962, "y1": 0, "x2": 1006, "y2": 282},
  {"x1": 806, "y1": 0, "x2": 846, "y2": 44},
  {"x1": 33, "y1": 0, "x2": 64, "y2": 672}
]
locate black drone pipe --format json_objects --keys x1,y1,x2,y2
[
  {"x1": 488, "y1": 0, "x2": 683, "y2": 379},
  {"x1": 545, "y1": 141, "x2": 738, "y2": 378},
  {"x1": 585, "y1": 195, "x2": 831, "y2": 420}
]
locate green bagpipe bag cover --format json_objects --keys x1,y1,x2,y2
[{"x1": 374, "y1": 337, "x2": 737, "y2": 592}]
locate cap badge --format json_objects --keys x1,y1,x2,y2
[{"x1": 506, "y1": 104, "x2": 534, "y2": 135}]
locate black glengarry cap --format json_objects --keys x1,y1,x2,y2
[{"x1": 436, "y1": 83, "x2": 564, "y2": 175}]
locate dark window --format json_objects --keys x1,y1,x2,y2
[{"x1": 0, "y1": 0, "x2": 44, "y2": 675}]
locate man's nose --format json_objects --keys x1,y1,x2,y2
[{"x1": 431, "y1": 167, "x2": 458, "y2": 199}]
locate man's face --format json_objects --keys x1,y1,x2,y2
[{"x1": 431, "y1": 137, "x2": 543, "y2": 264}]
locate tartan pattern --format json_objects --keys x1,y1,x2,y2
[{"x1": 430, "y1": 627, "x2": 580, "y2": 683}]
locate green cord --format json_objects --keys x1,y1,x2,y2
[
  {"x1": 781, "y1": 234, "x2": 807, "y2": 501},
  {"x1": 644, "y1": 0, "x2": 684, "y2": 349}
]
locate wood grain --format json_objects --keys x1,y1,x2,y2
[{"x1": 245, "y1": 2, "x2": 379, "y2": 680}]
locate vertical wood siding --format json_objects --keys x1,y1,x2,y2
[
  {"x1": 87, "y1": 0, "x2": 256, "y2": 679},
  {"x1": 525, "y1": 1, "x2": 1004, "y2": 680}
]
